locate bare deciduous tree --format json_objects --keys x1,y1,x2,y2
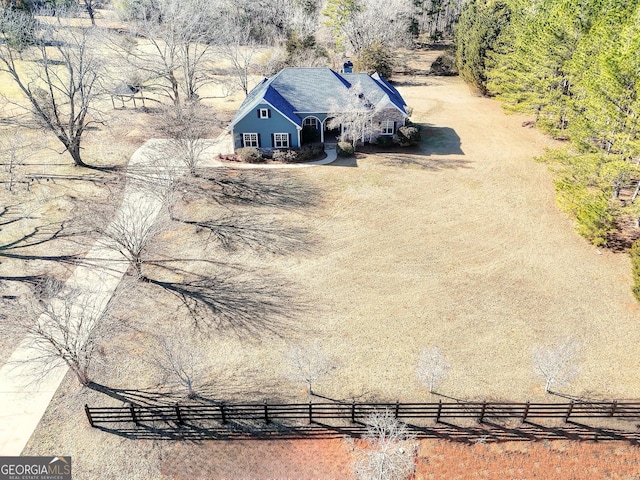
[
  {"x1": 532, "y1": 336, "x2": 584, "y2": 393},
  {"x1": 351, "y1": 409, "x2": 418, "y2": 480},
  {"x1": 0, "y1": 131, "x2": 33, "y2": 192},
  {"x1": 327, "y1": 81, "x2": 379, "y2": 149},
  {"x1": 412, "y1": 0, "x2": 465, "y2": 41},
  {"x1": 416, "y1": 346, "x2": 450, "y2": 394},
  {"x1": 82, "y1": 0, "x2": 102, "y2": 25},
  {"x1": 0, "y1": 7, "x2": 105, "y2": 167},
  {"x1": 286, "y1": 340, "x2": 338, "y2": 396},
  {"x1": 114, "y1": 0, "x2": 219, "y2": 104},
  {"x1": 324, "y1": 0, "x2": 413, "y2": 53},
  {"x1": 217, "y1": 14, "x2": 259, "y2": 97},
  {"x1": 91, "y1": 197, "x2": 169, "y2": 279},
  {"x1": 9, "y1": 277, "x2": 126, "y2": 385},
  {"x1": 149, "y1": 102, "x2": 217, "y2": 176},
  {"x1": 127, "y1": 153, "x2": 183, "y2": 219},
  {"x1": 149, "y1": 335, "x2": 205, "y2": 398}
]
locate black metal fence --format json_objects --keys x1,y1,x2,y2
[{"x1": 85, "y1": 400, "x2": 640, "y2": 428}]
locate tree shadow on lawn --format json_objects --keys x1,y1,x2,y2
[
  {"x1": 192, "y1": 169, "x2": 321, "y2": 210},
  {"x1": 174, "y1": 212, "x2": 314, "y2": 255},
  {"x1": 142, "y1": 262, "x2": 306, "y2": 340},
  {"x1": 372, "y1": 124, "x2": 470, "y2": 171},
  {"x1": 0, "y1": 204, "x2": 81, "y2": 265},
  {"x1": 377, "y1": 152, "x2": 471, "y2": 171},
  {"x1": 419, "y1": 125, "x2": 465, "y2": 156},
  {"x1": 167, "y1": 169, "x2": 320, "y2": 254}
]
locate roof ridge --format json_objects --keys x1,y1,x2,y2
[{"x1": 331, "y1": 69, "x2": 352, "y2": 88}]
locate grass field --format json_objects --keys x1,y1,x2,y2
[{"x1": 5, "y1": 45, "x2": 640, "y2": 478}]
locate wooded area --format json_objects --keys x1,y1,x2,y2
[{"x1": 456, "y1": 0, "x2": 640, "y2": 255}]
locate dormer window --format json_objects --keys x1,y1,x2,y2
[{"x1": 258, "y1": 108, "x2": 270, "y2": 119}]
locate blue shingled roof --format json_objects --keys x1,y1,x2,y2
[
  {"x1": 269, "y1": 68, "x2": 355, "y2": 113},
  {"x1": 371, "y1": 72, "x2": 407, "y2": 109},
  {"x1": 230, "y1": 67, "x2": 407, "y2": 128},
  {"x1": 263, "y1": 85, "x2": 302, "y2": 126}
]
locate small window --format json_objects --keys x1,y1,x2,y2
[
  {"x1": 243, "y1": 133, "x2": 259, "y2": 148},
  {"x1": 381, "y1": 120, "x2": 394, "y2": 135},
  {"x1": 274, "y1": 133, "x2": 289, "y2": 148},
  {"x1": 303, "y1": 117, "x2": 318, "y2": 128},
  {"x1": 259, "y1": 108, "x2": 270, "y2": 119}
]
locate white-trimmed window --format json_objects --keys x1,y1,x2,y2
[
  {"x1": 259, "y1": 108, "x2": 270, "y2": 119},
  {"x1": 381, "y1": 120, "x2": 394, "y2": 135},
  {"x1": 303, "y1": 117, "x2": 318, "y2": 129},
  {"x1": 243, "y1": 133, "x2": 259, "y2": 147},
  {"x1": 273, "y1": 133, "x2": 289, "y2": 148}
]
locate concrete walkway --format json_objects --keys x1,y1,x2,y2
[{"x1": 0, "y1": 136, "x2": 336, "y2": 455}]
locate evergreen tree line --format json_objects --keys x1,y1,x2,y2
[{"x1": 455, "y1": 0, "x2": 640, "y2": 253}]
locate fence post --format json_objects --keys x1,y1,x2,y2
[
  {"x1": 220, "y1": 404, "x2": 227, "y2": 424},
  {"x1": 175, "y1": 403, "x2": 183, "y2": 425},
  {"x1": 395, "y1": 400, "x2": 400, "y2": 419},
  {"x1": 351, "y1": 400, "x2": 356, "y2": 423},
  {"x1": 84, "y1": 404, "x2": 95, "y2": 428},
  {"x1": 610, "y1": 400, "x2": 618, "y2": 417},
  {"x1": 264, "y1": 400, "x2": 270, "y2": 424},
  {"x1": 479, "y1": 401, "x2": 487, "y2": 424},
  {"x1": 522, "y1": 401, "x2": 530, "y2": 422},
  {"x1": 308, "y1": 401, "x2": 313, "y2": 424},
  {"x1": 436, "y1": 399, "x2": 442, "y2": 423},
  {"x1": 129, "y1": 403, "x2": 139, "y2": 426},
  {"x1": 564, "y1": 401, "x2": 574, "y2": 423}
]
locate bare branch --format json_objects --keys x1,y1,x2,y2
[
  {"x1": 148, "y1": 335, "x2": 206, "y2": 399},
  {"x1": 352, "y1": 409, "x2": 418, "y2": 480},
  {"x1": 285, "y1": 340, "x2": 338, "y2": 396},
  {"x1": 110, "y1": 0, "x2": 221, "y2": 104},
  {"x1": 86, "y1": 195, "x2": 169, "y2": 279},
  {"x1": 532, "y1": 336, "x2": 584, "y2": 393},
  {"x1": 8, "y1": 277, "x2": 129, "y2": 385},
  {"x1": 327, "y1": 81, "x2": 379, "y2": 148},
  {"x1": 416, "y1": 346, "x2": 450, "y2": 394},
  {"x1": 147, "y1": 102, "x2": 218, "y2": 176},
  {"x1": 0, "y1": 7, "x2": 106, "y2": 167}
]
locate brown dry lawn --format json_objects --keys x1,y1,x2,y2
[{"x1": 13, "y1": 52, "x2": 640, "y2": 477}]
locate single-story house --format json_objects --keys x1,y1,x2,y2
[{"x1": 229, "y1": 67, "x2": 409, "y2": 151}]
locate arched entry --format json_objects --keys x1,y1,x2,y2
[
  {"x1": 323, "y1": 117, "x2": 341, "y2": 144},
  {"x1": 301, "y1": 116, "x2": 322, "y2": 144}
]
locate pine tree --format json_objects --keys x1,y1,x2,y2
[{"x1": 455, "y1": 0, "x2": 510, "y2": 95}]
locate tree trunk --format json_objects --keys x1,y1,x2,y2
[
  {"x1": 630, "y1": 180, "x2": 640, "y2": 203},
  {"x1": 68, "y1": 361, "x2": 91, "y2": 386},
  {"x1": 86, "y1": 3, "x2": 96, "y2": 26},
  {"x1": 68, "y1": 143, "x2": 89, "y2": 168},
  {"x1": 170, "y1": 73, "x2": 180, "y2": 105},
  {"x1": 134, "y1": 257, "x2": 144, "y2": 279}
]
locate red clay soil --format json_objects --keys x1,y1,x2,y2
[
  {"x1": 160, "y1": 438, "x2": 640, "y2": 479},
  {"x1": 417, "y1": 441, "x2": 640, "y2": 479},
  {"x1": 160, "y1": 439, "x2": 352, "y2": 479}
]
